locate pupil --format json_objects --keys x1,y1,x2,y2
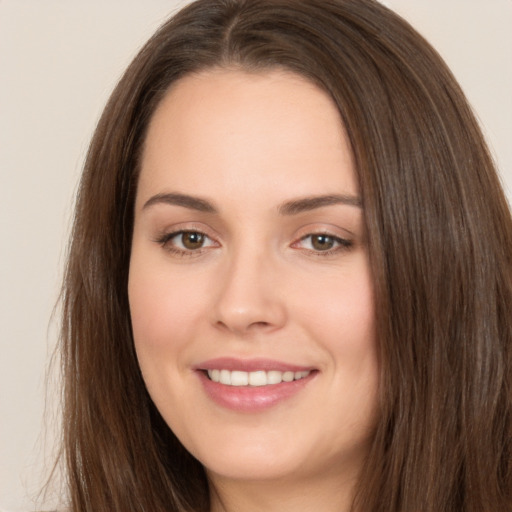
[
  {"x1": 312, "y1": 234, "x2": 334, "y2": 251},
  {"x1": 183, "y1": 232, "x2": 204, "y2": 249}
]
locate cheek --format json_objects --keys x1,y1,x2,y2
[
  {"x1": 294, "y1": 259, "x2": 378, "y2": 421},
  {"x1": 294, "y1": 260, "x2": 375, "y2": 355},
  {"x1": 128, "y1": 258, "x2": 205, "y2": 360},
  {"x1": 127, "y1": 259, "x2": 210, "y2": 419}
]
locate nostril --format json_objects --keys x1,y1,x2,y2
[{"x1": 251, "y1": 321, "x2": 271, "y2": 328}]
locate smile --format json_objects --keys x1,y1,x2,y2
[{"x1": 207, "y1": 369, "x2": 311, "y2": 387}]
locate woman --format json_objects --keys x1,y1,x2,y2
[{"x1": 58, "y1": 0, "x2": 512, "y2": 510}]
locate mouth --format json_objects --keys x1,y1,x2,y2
[
  {"x1": 196, "y1": 358, "x2": 317, "y2": 412},
  {"x1": 205, "y1": 369, "x2": 312, "y2": 387}
]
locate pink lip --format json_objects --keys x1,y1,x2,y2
[
  {"x1": 196, "y1": 357, "x2": 313, "y2": 372},
  {"x1": 194, "y1": 358, "x2": 317, "y2": 412}
]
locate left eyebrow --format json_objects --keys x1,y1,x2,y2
[
  {"x1": 142, "y1": 192, "x2": 217, "y2": 213},
  {"x1": 278, "y1": 194, "x2": 362, "y2": 215}
]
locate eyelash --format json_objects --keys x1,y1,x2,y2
[
  {"x1": 155, "y1": 230, "x2": 217, "y2": 258},
  {"x1": 154, "y1": 230, "x2": 353, "y2": 258},
  {"x1": 293, "y1": 233, "x2": 353, "y2": 256}
]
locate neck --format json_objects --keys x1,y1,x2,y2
[{"x1": 208, "y1": 470, "x2": 358, "y2": 512}]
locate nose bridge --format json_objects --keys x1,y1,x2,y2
[{"x1": 212, "y1": 238, "x2": 286, "y2": 334}]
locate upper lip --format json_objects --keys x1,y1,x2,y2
[{"x1": 195, "y1": 357, "x2": 315, "y2": 373}]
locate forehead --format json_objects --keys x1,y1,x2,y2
[{"x1": 137, "y1": 68, "x2": 357, "y2": 208}]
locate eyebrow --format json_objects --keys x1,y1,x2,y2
[
  {"x1": 142, "y1": 192, "x2": 362, "y2": 215},
  {"x1": 142, "y1": 192, "x2": 217, "y2": 213},
  {"x1": 278, "y1": 194, "x2": 362, "y2": 215}
]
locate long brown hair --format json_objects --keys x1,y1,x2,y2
[{"x1": 59, "y1": 0, "x2": 512, "y2": 510}]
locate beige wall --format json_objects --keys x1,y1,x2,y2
[{"x1": 1, "y1": 1, "x2": 510, "y2": 510}]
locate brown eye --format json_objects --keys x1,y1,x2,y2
[
  {"x1": 311, "y1": 234, "x2": 336, "y2": 251},
  {"x1": 293, "y1": 233, "x2": 353, "y2": 254},
  {"x1": 156, "y1": 229, "x2": 217, "y2": 256},
  {"x1": 180, "y1": 231, "x2": 205, "y2": 250}
]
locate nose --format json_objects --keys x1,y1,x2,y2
[{"x1": 211, "y1": 247, "x2": 287, "y2": 336}]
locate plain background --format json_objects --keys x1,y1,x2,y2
[{"x1": 1, "y1": 1, "x2": 511, "y2": 510}]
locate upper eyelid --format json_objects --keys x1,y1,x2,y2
[
  {"x1": 292, "y1": 223, "x2": 356, "y2": 240},
  {"x1": 159, "y1": 229, "x2": 216, "y2": 244},
  {"x1": 154, "y1": 222, "x2": 218, "y2": 239},
  {"x1": 297, "y1": 232, "x2": 349, "y2": 241},
  {"x1": 293, "y1": 233, "x2": 352, "y2": 247}
]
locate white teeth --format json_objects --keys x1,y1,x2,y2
[
  {"x1": 206, "y1": 369, "x2": 311, "y2": 386},
  {"x1": 248, "y1": 370, "x2": 267, "y2": 386},
  {"x1": 267, "y1": 370, "x2": 282, "y2": 385},
  {"x1": 230, "y1": 371, "x2": 249, "y2": 386},
  {"x1": 219, "y1": 369, "x2": 231, "y2": 385},
  {"x1": 282, "y1": 371, "x2": 294, "y2": 382}
]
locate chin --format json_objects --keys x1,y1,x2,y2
[
  {"x1": 180, "y1": 423, "x2": 370, "y2": 486},
  {"x1": 203, "y1": 457, "x2": 310, "y2": 484}
]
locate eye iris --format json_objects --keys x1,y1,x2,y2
[
  {"x1": 182, "y1": 232, "x2": 204, "y2": 250},
  {"x1": 312, "y1": 234, "x2": 334, "y2": 251}
]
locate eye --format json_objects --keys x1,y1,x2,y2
[
  {"x1": 174, "y1": 231, "x2": 209, "y2": 250},
  {"x1": 157, "y1": 230, "x2": 217, "y2": 254},
  {"x1": 294, "y1": 233, "x2": 352, "y2": 253}
]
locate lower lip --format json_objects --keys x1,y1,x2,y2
[{"x1": 197, "y1": 371, "x2": 316, "y2": 412}]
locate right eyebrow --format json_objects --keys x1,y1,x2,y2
[
  {"x1": 142, "y1": 192, "x2": 217, "y2": 213},
  {"x1": 278, "y1": 194, "x2": 362, "y2": 215}
]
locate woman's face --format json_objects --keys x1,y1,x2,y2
[{"x1": 129, "y1": 69, "x2": 378, "y2": 488}]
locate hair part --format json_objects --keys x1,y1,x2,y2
[{"x1": 58, "y1": 1, "x2": 512, "y2": 510}]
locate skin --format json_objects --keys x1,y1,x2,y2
[{"x1": 129, "y1": 69, "x2": 379, "y2": 512}]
